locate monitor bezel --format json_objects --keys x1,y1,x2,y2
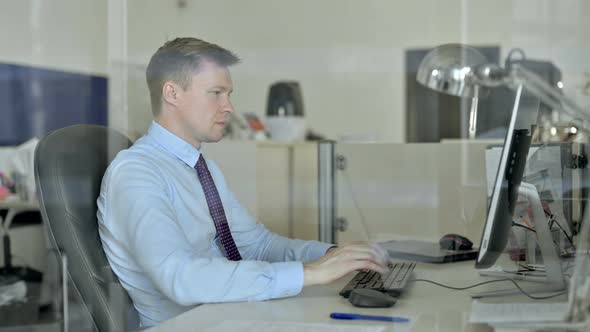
[{"x1": 475, "y1": 85, "x2": 535, "y2": 268}]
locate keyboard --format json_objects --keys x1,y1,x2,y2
[{"x1": 339, "y1": 261, "x2": 416, "y2": 298}]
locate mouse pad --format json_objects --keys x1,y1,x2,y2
[{"x1": 379, "y1": 240, "x2": 479, "y2": 263}]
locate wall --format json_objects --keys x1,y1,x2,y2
[
  {"x1": 2, "y1": 1, "x2": 588, "y2": 143},
  {"x1": 0, "y1": 1, "x2": 109, "y2": 145},
  {"x1": 0, "y1": 0, "x2": 107, "y2": 75},
  {"x1": 121, "y1": 0, "x2": 590, "y2": 142},
  {"x1": 0, "y1": 0, "x2": 108, "y2": 277}
]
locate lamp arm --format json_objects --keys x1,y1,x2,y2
[{"x1": 509, "y1": 64, "x2": 589, "y2": 124}]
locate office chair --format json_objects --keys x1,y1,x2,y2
[{"x1": 34, "y1": 125, "x2": 138, "y2": 332}]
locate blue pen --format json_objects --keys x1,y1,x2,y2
[{"x1": 330, "y1": 312, "x2": 409, "y2": 323}]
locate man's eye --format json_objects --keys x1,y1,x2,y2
[{"x1": 210, "y1": 90, "x2": 221, "y2": 96}]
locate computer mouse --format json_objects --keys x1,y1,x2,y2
[
  {"x1": 439, "y1": 233, "x2": 473, "y2": 251},
  {"x1": 348, "y1": 289, "x2": 397, "y2": 308}
]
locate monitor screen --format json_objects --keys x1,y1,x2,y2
[{"x1": 475, "y1": 85, "x2": 539, "y2": 269}]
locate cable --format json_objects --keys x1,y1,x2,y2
[
  {"x1": 412, "y1": 278, "x2": 567, "y2": 300},
  {"x1": 512, "y1": 221, "x2": 563, "y2": 254},
  {"x1": 517, "y1": 263, "x2": 537, "y2": 272},
  {"x1": 512, "y1": 221, "x2": 536, "y2": 233},
  {"x1": 412, "y1": 277, "x2": 512, "y2": 290},
  {"x1": 505, "y1": 48, "x2": 526, "y2": 67},
  {"x1": 340, "y1": 168, "x2": 371, "y2": 241},
  {"x1": 412, "y1": 277, "x2": 507, "y2": 290},
  {"x1": 552, "y1": 219, "x2": 576, "y2": 250}
]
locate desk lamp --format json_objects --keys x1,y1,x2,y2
[
  {"x1": 416, "y1": 44, "x2": 587, "y2": 130},
  {"x1": 416, "y1": 44, "x2": 490, "y2": 139}
]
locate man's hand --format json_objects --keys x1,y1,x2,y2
[{"x1": 303, "y1": 242, "x2": 390, "y2": 286}]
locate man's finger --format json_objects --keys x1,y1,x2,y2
[
  {"x1": 335, "y1": 244, "x2": 390, "y2": 267},
  {"x1": 348, "y1": 260, "x2": 389, "y2": 274}
]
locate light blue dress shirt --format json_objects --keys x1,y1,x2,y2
[{"x1": 97, "y1": 121, "x2": 332, "y2": 326}]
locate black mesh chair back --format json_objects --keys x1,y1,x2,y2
[{"x1": 34, "y1": 125, "x2": 138, "y2": 332}]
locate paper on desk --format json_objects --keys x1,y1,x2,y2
[
  {"x1": 469, "y1": 301, "x2": 568, "y2": 324},
  {"x1": 0, "y1": 281, "x2": 27, "y2": 306},
  {"x1": 202, "y1": 320, "x2": 387, "y2": 332},
  {"x1": 491, "y1": 321, "x2": 588, "y2": 332}
]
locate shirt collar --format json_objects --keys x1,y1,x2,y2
[{"x1": 147, "y1": 121, "x2": 201, "y2": 168}]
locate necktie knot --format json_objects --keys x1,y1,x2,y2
[{"x1": 195, "y1": 154, "x2": 206, "y2": 171}]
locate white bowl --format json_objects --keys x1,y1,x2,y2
[{"x1": 265, "y1": 117, "x2": 306, "y2": 142}]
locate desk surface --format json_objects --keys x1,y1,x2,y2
[
  {"x1": 0, "y1": 198, "x2": 38, "y2": 210},
  {"x1": 145, "y1": 260, "x2": 553, "y2": 332}
]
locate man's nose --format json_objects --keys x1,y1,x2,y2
[{"x1": 224, "y1": 100, "x2": 235, "y2": 114}]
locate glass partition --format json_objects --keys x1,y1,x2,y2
[
  {"x1": 334, "y1": 141, "x2": 491, "y2": 245},
  {"x1": 1, "y1": 0, "x2": 589, "y2": 330},
  {"x1": 331, "y1": 73, "x2": 590, "y2": 304}
]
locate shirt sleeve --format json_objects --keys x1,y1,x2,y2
[
  {"x1": 204, "y1": 159, "x2": 334, "y2": 264},
  {"x1": 225, "y1": 187, "x2": 333, "y2": 263},
  {"x1": 106, "y1": 158, "x2": 304, "y2": 306}
]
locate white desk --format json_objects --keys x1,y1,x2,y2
[
  {"x1": 0, "y1": 198, "x2": 45, "y2": 271},
  {"x1": 0, "y1": 198, "x2": 39, "y2": 233},
  {"x1": 144, "y1": 260, "x2": 559, "y2": 332}
]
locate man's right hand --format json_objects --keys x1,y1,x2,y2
[{"x1": 303, "y1": 242, "x2": 390, "y2": 286}]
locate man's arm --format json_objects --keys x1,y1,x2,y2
[
  {"x1": 222, "y1": 186, "x2": 390, "y2": 287},
  {"x1": 206, "y1": 160, "x2": 333, "y2": 263},
  {"x1": 230, "y1": 215, "x2": 334, "y2": 263}
]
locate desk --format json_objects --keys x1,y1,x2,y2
[
  {"x1": 0, "y1": 198, "x2": 44, "y2": 273},
  {"x1": 144, "y1": 261, "x2": 548, "y2": 332},
  {"x1": 0, "y1": 198, "x2": 39, "y2": 235}
]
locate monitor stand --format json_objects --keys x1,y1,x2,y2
[{"x1": 473, "y1": 182, "x2": 566, "y2": 298}]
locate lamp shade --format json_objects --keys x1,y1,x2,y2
[{"x1": 416, "y1": 44, "x2": 489, "y2": 98}]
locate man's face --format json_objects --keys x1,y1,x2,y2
[{"x1": 175, "y1": 60, "x2": 234, "y2": 148}]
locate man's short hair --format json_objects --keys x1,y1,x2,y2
[{"x1": 146, "y1": 37, "x2": 240, "y2": 117}]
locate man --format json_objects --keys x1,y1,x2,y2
[{"x1": 97, "y1": 37, "x2": 389, "y2": 327}]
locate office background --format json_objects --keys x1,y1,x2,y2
[{"x1": 1, "y1": 0, "x2": 588, "y2": 143}]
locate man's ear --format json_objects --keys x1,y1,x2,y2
[{"x1": 162, "y1": 81, "x2": 181, "y2": 106}]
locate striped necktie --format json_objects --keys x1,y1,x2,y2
[{"x1": 195, "y1": 155, "x2": 242, "y2": 261}]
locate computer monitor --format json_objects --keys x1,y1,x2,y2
[
  {"x1": 475, "y1": 127, "x2": 532, "y2": 268},
  {"x1": 475, "y1": 86, "x2": 537, "y2": 269},
  {"x1": 473, "y1": 83, "x2": 569, "y2": 299}
]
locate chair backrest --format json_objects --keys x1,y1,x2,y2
[{"x1": 34, "y1": 125, "x2": 137, "y2": 332}]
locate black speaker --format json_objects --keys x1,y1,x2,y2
[{"x1": 266, "y1": 81, "x2": 304, "y2": 117}]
